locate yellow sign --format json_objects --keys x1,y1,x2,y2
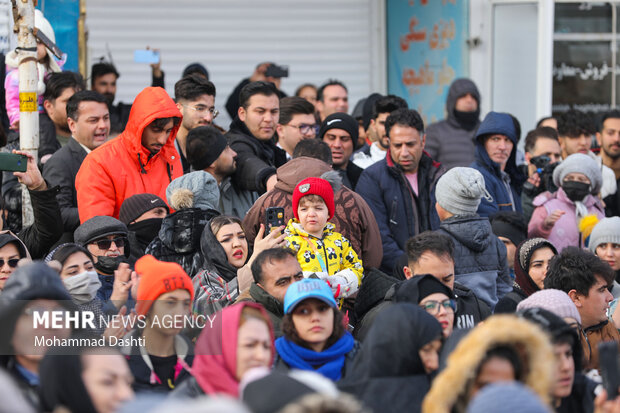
[{"x1": 19, "y1": 92, "x2": 37, "y2": 112}]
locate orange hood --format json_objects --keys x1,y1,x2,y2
[{"x1": 119, "y1": 86, "x2": 182, "y2": 169}]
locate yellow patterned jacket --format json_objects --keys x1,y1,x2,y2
[{"x1": 284, "y1": 219, "x2": 363, "y2": 285}]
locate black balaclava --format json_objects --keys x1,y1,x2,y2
[{"x1": 127, "y1": 218, "x2": 163, "y2": 250}]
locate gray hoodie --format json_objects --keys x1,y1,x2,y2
[{"x1": 425, "y1": 79, "x2": 481, "y2": 170}]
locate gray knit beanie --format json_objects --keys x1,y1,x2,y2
[
  {"x1": 435, "y1": 167, "x2": 492, "y2": 216},
  {"x1": 516, "y1": 289, "x2": 581, "y2": 324},
  {"x1": 588, "y1": 216, "x2": 620, "y2": 253},
  {"x1": 552, "y1": 153, "x2": 602, "y2": 194},
  {"x1": 166, "y1": 171, "x2": 220, "y2": 211},
  {"x1": 466, "y1": 382, "x2": 551, "y2": 413}
]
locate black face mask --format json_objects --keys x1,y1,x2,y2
[
  {"x1": 128, "y1": 218, "x2": 163, "y2": 248},
  {"x1": 562, "y1": 180, "x2": 591, "y2": 202},
  {"x1": 454, "y1": 109, "x2": 480, "y2": 131},
  {"x1": 94, "y1": 255, "x2": 125, "y2": 275}
]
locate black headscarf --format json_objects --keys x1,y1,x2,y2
[
  {"x1": 199, "y1": 217, "x2": 241, "y2": 282},
  {"x1": 38, "y1": 338, "x2": 99, "y2": 413},
  {"x1": 339, "y1": 303, "x2": 442, "y2": 413}
]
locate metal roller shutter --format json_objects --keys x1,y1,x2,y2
[{"x1": 85, "y1": 0, "x2": 385, "y2": 126}]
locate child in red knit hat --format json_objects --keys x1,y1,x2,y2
[{"x1": 285, "y1": 174, "x2": 363, "y2": 300}]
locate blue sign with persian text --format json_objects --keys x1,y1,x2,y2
[{"x1": 387, "y1": 0, "x2": 469, "y2": 126}]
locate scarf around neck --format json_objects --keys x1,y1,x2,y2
[{"x1": 275, "y1": 332, "x2": 354, "y2": 381}]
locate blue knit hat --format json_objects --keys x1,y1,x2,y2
[{"x1": 475, "y1": 111, "x2": 517, "y2": 144}]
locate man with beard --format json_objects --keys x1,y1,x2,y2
[
  {"x1": 318, "y1": 112, "x2": 364, "y2": 190},
  {"x1": 174, "y1": 74, "x2": 217, "y2": 174},
  {"x1": 597, "y1": 110, "x2": 620, "y2": 216},
  {"x1": 91, "y1": 62, "x2": 164, "y2": 136},
  {"x1": 187, "y1": 126, "x2": 258, "y2": 218},
  {"x1": 353, "y1": 95, "x2": 408, "y2": 169},
  {"x1": 425, "y1": 78, "x2": 481, "y2": 170},
  {"x1": 74, "y1": 216, "x2": 132, "y2": 301}
]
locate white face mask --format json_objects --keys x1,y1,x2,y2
[{"x1": 63, "y1": 270, "x2": 101, "y2": 305}]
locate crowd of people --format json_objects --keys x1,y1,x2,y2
[{"x1": 1, "y1": 9, "x2": 620, "y2": 413}]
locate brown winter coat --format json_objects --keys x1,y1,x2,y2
[
  {"x1": 581, "y1": 320, "x2": 620, "y2": 371},
  {"x1": 242, "y1": 157, "x2": 383, "y2": 269}
]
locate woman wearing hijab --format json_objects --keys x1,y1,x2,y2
[
  {"x1": 171, "y1": 301, "x2": 275, "y2": 398},
  {"x1": 274, "y1": 279, "x2": 357, "y2": 382},
  {"x1": 49, "y1": 243, "x2": 106, "y2": 334},
  {"x1": 495, "y1": 238, "x2": 557, "y2": 313},
  {"x1": 338, "y1": 303, "x2": 443, "y2": 413},
  {"x1": 39, "y1": 341, "x2": 134, "y2": 413},
  {"x1": 0, "y1": 231, "x2": 29, "y2": 291},
  {"x1": 193, "y1": 216, "x2": 285, "y2": 316}
]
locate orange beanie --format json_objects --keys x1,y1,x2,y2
[{"x1": 135, "y1": 255, "x2": 195, "y2": 316}]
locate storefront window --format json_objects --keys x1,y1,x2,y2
[{"x1": 552, "y1": 2, "x2": 616, "y2": 115}]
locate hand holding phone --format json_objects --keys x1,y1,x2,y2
[{"x1": 265, "y1": 207, "x2": 285, "y2": 233}]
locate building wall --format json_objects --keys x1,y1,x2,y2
[{"x1": 85, "y1": 0, "x2": 386, "y2": 126}]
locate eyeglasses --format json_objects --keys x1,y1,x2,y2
[
  {"x1": 0, "y1": 258, "x2": 19, "y2": 268},
  {"x1": 183, "y1": 104, "x2": 219, "y2": 118},
  {"x1": 91, "y1": 237, "x2": 127, "y2": 250},
  {"x1": 420, "y1": 299, "x2": 456, "y2": 315},
  {"x1": 286, "y1": 123, "x2": 319, "y2": 135}
]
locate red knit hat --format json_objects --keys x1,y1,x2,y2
[
  {"x1": 292, "y1": 177, "x2": 335, "y2": 220},
  {"x1": 135, "y1": 255, "x2": 195, "y2": 316}
]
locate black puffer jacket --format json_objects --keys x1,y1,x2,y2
[
  {"x1": 145, "y1": 208, "x2": 219, "y2": 278},
  {"x1": 226, "y1": 117, "x2": 287, "y2": 194},
  {"x1": 438, "y1": 215, "x2": 512, "y2": 310}
]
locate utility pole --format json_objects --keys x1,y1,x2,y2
[{"x1": 11, "y1": 0, "x2": 38, "y2": 227}]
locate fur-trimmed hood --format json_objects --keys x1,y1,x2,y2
[{"x1": 422, "y1": 315, "x2": 554, "y2": 413}]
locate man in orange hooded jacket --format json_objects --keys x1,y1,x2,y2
[{"x1": 76, "y1": 87, "x2": 183, "y2": 222}]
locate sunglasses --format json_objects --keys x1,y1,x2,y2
[
  {"x1": 420, "y1": 299, "x2": 456, "y2": 315},
  {"x1": 91, "y1": 237, "x2": 126, "y2": 250},
  {"x1": 0, "y1": 258, "x2": 19, "y2": 268}
]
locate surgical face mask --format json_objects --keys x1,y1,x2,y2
[
  {"x1": 562, "y1": 180, "x2": 591, "y2": 202},
  {"x1": 63, "y1": 270, "x2": 101, "y2": 305}
]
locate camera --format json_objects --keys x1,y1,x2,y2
[
  {"x1": 522, "y1": 155, "x2": 559, "y2": 197},
  {"x1": 265, "y1": 64, "x2": 289, "y2": 78}
]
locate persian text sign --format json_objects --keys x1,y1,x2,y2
[{"x1": 387, "y1": 0, "x2": 468, "y2": 125}]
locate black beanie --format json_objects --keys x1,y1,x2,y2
[
  {"x1": 119, "y1": 193, "x2": 168, "y2": 225},
  {"x1": 186, "y1": 126, "x2": 228, "y2": 171},
  {"x1": 318, "y1": 112, "x2": 359, "y2": 149},
  {"x1": 415, "y1": 274, "x2": 454, "y2": 303}
]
